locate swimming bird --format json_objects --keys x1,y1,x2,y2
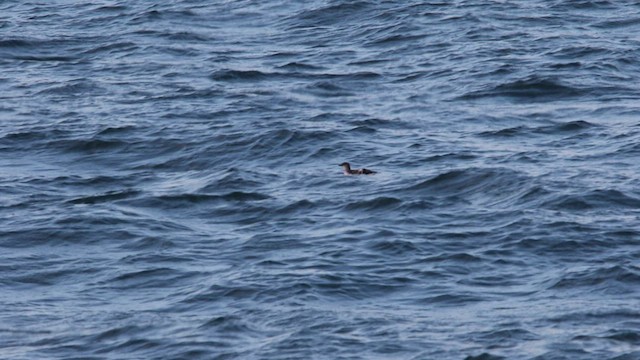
[{"x1": 339, "y1": 162, "x2": 376, "y2": 175}]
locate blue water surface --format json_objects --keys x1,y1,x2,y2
[{"x1": 1, "y1": 1, "x2": 640, "y2": 359}]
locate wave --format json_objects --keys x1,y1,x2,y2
[
  {"x1": 550, "y1": 0, "x2": 616, "y2": 10},
  {"x1": 131, "y1": 191, "x2": 271, "y2": 208},
  {"x1": 36, "y1": 80, "x2": 105, "y2": 96},
  {"x1": 478, "y1": 120, "x2": 597, "y2": 137},
  {"x1": 210, "y1": 69, "x2": 272, "y2": 82},
  {"x1": 550, "y1": 265, "x2": 640, "y2": 292},
  {"x1": 401, "y1": 167, "x2": 537, "y2": 208},
  {"x1": 275, "y1": 199, "x2": 317, "y2": 215},
  {"x1": 460, "y1": 76, "x2": 584, "y2": 100},
  {"x1": 83, "y1": 41, "x2": 138, "y2": 55},
  {"x1": 199, "y1": 170, "x2": 269, "y2": 192},
  {"x1": 210, "y1": 68, "x2": 381, "y2": 83},
  {"x1": 464, "y1": 353, "x2": 506, "y2": 360},
  {"x1": 368, "y1": 239, "x2": 420, "y2": 256},
  {"x1": 277, "y1": 62, "x2": 325, "y2": 71},
  {"x1": 63, "y1": 138, "x2": 129, "y2": 153},
  {"x1": 595, "y1": 17, "x2": 640, "y2": 29},
  {"x1": 287, "y1": 1, "x2": 374, "y2": 27},
  {"x1": 543, "y1": 189, "x2": 640, "y2": 211},
  {"x1": 0, "y1": 37, "x2": 80, "y2": 49},
  {"x1": 413, "y1": 293, "x2": 485, "y2": 306},
  {"x1": 67, "y1": 189, "x2": 140, "y2": 204},
  {"x1": 199, "y1": 315, "x2": 261, "y2": 336},
  {"x1": 304, "y1": 81, "x2": 355, "y2": 97},
  {"x1": 343, "y1": 196, "x2": 402, "y2": 211},
  {"x1": 105, "y1": 267, "x2": 200, "y2": 289}
]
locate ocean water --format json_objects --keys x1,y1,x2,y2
[{"x1": 1, "y1": 1, "x2": 640, "y2": 359}]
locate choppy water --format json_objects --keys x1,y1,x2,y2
[{"x1": 2, "y1": 1, "x2": 640, "y2": 359}]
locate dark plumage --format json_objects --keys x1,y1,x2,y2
[{"x1": 339, "y1": 162, "x2": 376, "y2": 175}]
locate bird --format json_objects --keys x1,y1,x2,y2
[{"x1": 339, "y1": 162, "x2": 376, "y2": 175}]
